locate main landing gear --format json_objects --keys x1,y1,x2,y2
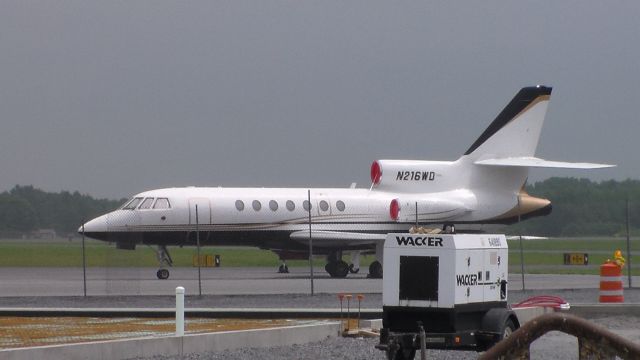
[
  {"x1": 368, "y1": 260, "x2": 383, "y2": 279},
  {"x1": 278, "y1": 260, "x2": 289, "y2": 273},
  {"x1": 325, "y1": 259, "x2": 350, "y2": 278},
  {"x1": 368, "y1": 241, "x2": 384, "y2": 278},
  {"x1": 154, "y1": 245, "x2": 173, "y2": 280},
  {"x1": 325, "y1": 251, "x2": 361, "y2": 278}
]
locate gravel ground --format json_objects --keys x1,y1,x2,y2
[
  {"x1": 125, "y1": 315, "x2": 639, "y2": 360},
  {"x1": 129, "y1": 337, "x2": 470, "y2": 360},
  {"x1": 3, "y1": 289, "x2": 640, "y2": 360},
  {"x1": 127, "y1": 315, "x2": 639, "y2": 360}
]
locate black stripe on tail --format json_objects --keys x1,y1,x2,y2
[{"x1": 464, "y1": 85, "x2": 552, "y2": 155}]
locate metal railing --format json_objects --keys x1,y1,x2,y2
[{"x1": 479, "y1": 312, "x2": 640, "y2": 360}]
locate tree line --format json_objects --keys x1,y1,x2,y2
[
  {"x1": 0, "y1": 185, "x2": 124, "y2": 237},
  {"x1": 0, "y1": 179, "x2": 638, "y2": 238},
  {"x1": 509, "y1": 177, "x2": 640, "y2": 237}
]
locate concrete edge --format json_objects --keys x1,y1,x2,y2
[
  {"x1": 512, "y1": 306, "x2": 554, "y2": 325},
  {"x1": 567, "y1": 304, "x2": 640, "y2": 317},
  {"x1": 0, "y1": 308, "x2": 383, "y2": 319},
  {"x1": 361, "y1": 319, "x2": 382, "y2": 331},
  {"x1": 510, "y1": 304, "x2": 640, "y2": 319},
  {"x1": 0, "y1": 321, "x2": 342, "y2": 360},
  {"x1": 3, "y1": 304, "x2": 640, "y2": 319}
]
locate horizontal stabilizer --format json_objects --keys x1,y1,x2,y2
[
  {"x1": 475, "y1": 157, "x2": 615, "y2": 169},
  {"x1": 290, "y1": 230, "x2": 386, "y2": 248}
]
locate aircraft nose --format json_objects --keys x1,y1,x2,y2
[{"x1": 78, "y1": 216, "x2": 108, "y2": 240}]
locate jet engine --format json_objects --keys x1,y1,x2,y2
[
  {"x1": 371, "y1": 159, "x2": 455, "y2": 193},
  {"x1": 389, "y1": 197, "x2": 470, "y2": 223}
]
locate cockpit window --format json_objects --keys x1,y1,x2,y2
[
  {"x1": 138, "y1": 197, "x2": 155, "y2": 210},
  {"x1": 123, "y1": 197, "x2": 143, "y2": 210},
  {"x1": 153, "y1": 198, "x2": 171, "y2": 209}
]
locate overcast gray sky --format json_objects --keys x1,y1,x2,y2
[{"x1": 1, "y1": 1, "x2": 637, "y2": 199}]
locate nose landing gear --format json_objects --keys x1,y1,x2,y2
[
  {"x1": 156, "y1": 268, "x2": 170, "y2": 280},
  {"x1": 153, "y1": 245, "x2": 173, "y2": 280},
  {"x1": 278, "y1": 260, "x2": 289, "y2": 273}
]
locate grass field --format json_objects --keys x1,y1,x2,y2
[
  {"x1": 0, "y1": 238, "x2": 376, "y2": 268},
  {"x1": 508, "y1": 237, "x2": 639, "y2": 275},
  {"x1": 0, "y1": 237, "x2": 637, "y2": 275}
]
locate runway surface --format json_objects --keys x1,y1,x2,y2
[{"x1": 2, "y1": 266, "x2": 639, "y2": 297}]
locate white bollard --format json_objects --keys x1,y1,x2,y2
[{"x1": 176, "y1": 286, "x2": 185, "y2": 336}]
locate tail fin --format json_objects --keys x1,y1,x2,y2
[
  {"x1": 465, "y1": 85, "x2": 614, "y2": 169},
  {"x1": 462, "y1": 86, "x2": 613, "y2": 223},
  {"x1": 464, "y1": 85, "x2": 551, "y2": 159},
  {"x1": 369, "y1": 86, "x2": 612, "y2": 198}
]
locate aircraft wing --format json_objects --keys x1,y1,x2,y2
[
  {"x1": 506, "y1": 235, "x2": 548, "y2": 240},
  {"x1": 475, "y1": 157, "x2": 615, "y2": 169},
  {"x1": 289, "y1": 230, "x2": 386, "y2": 248}
]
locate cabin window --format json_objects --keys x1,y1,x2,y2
[
  {"x1": 269, "y1": 200, "x2": 278, "y2": 211},
  {"x1": 286, "y1": 200, "x2": 295, "y2": 211},
  {"x1": 319, "y1": 200, "x2": 329, "y2": 211},
  {"x1": 252, "y1": 200, "x2": 262, "y2": 211},
  {"x1": 235, "y1": 200, "x2": 245, "y2": 211},
  {"x1": 336, "y1": 200, "x2": 345, "y2": 212},
  {"x1": 153, "y1": 198, "x2": 171, "y2": 209},
  {"x1": 138, "y1": 198, "x2": 155, "y2": 210},
  {"x1": 123, "y1": 197, "x2": 143, "y2": 210},
  {"x1": 303, "y1": 200, "x2": 312, "y2": 211}
]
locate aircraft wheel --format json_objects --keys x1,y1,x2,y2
[
  {"x1": 326, "y1": 261, "x2": 349, "y2": 278},
  {"x1": 369, "y1": 261, "x2": 383, "y2": 278},
  {"x1": 157, "y1": 269, "x2": 170, "y2": 280},
  {"x1": 325, "y1": 262, "x2": 336, "y2": 276},
  {"x1": 333, "y1": 260, "x2": 349, "y2": 278}
]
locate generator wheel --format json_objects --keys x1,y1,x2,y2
[
  {"x1": 479, "y1": 309, "x2": 519, "y2": 351},
  {"x1": 387, "y1": 345, "x2": 416, "y2": 360},
  {"x1": 501, "y1": 318, "x2": 516, "y2": 340}
]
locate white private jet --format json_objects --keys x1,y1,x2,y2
[{"x1": 80, "y1": 86, "x2": 613, "y2": 279}]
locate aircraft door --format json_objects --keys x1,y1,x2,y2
[
  {"x1": 315, "y1": 194, "x2": 332, "y2": 217},
  {"x1": 189, "y1": 198, "x2": 211, "y2": 225}
]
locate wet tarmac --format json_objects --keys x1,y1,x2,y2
[{"x1": 2, "y1": 266, "x2": 639, "y2": 297}]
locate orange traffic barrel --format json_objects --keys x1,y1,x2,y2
[{"x1": 599, "y1": 262, "x2": 624, "y2": 303}]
